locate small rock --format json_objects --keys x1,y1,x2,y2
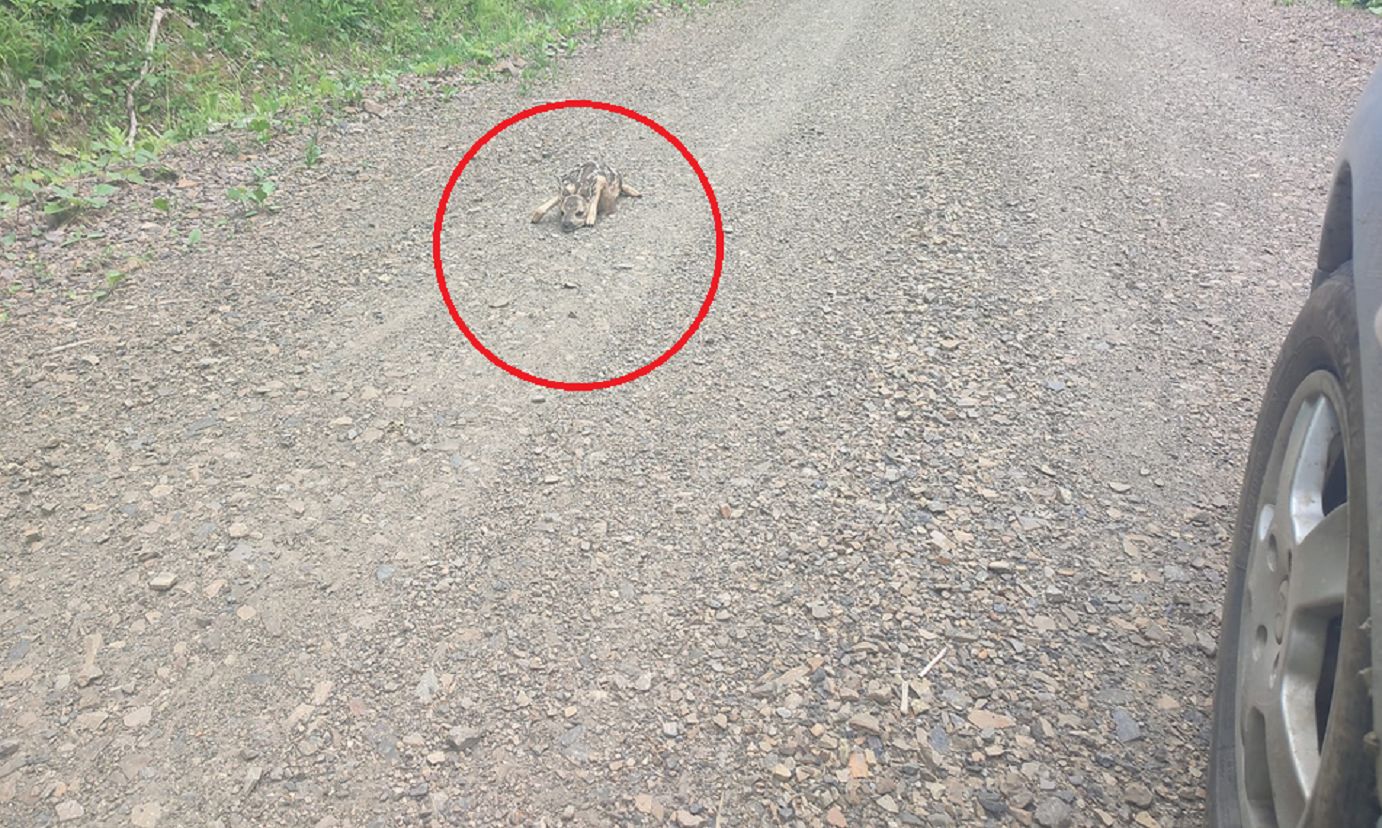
[
  {"x1": 241, "y1": 765, "x2": 263, "y2": 796},
  {"x1": 1034, "y1": 797, "x2": 1073, "y2": 828},
  {"x1": 675, "y1": 810, "x2": 704, "y2": 827},
  {"x1": 131, "y1": 802, "x2": 162, "y2": 827},
  {"x1": 825, "y1": 807, "x2": 848, "y2": 827},
  {"x1": 148, "y1": 573, "x2": 177, "y2": 591},
  {"x1": 1124, "y1": 782, "x2": 1154, "y2": 808},
  {"x1": 426, "y1": 751, "x2": 446, "y2": 765},
  {"x1": 662, "y1": 721, "x2": 680, "y2": 737},
  {"x1": 55, "y1": 801, "x2": 84, "y2": 822},
  {"x1": 227, "y1": 522, "x2": 250, "y2": 539},
  {"x1": 415, "y1": 669, "x2": 439, "y2": 704},
  {"x1": 986, "y1": 560, "x2": 1016, "y2": 575},
  {"x1": 848, "y1": 712, "x2": 882, "y2": 735},
  {"x1": 1108, "y1": 481, "x2": 1132, "y2": 494},
  {"x1": 975, "y1": 790, "x2": 1007, "y2": 816},
  {"x1": 75, "y1": 711, "x2": 109, "y2": 731},
  {"x1": 124, "y1": 705, "x2": 152, "y2": 729},
  {"x1": 447, "y1": 725, "x2": 482, "y2": 751},
  {"x1": 1112, "y1": 708, "x2": 1142, "y2": 742},
  {"x1": 968, "y1": 708, "x2": 1016, "y2": 730}
]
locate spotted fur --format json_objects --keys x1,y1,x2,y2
[{"x1": 531, "y1": 161, "x2": 642, "y2": 231}]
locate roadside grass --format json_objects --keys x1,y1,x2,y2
[{"x1": 0, "y1": 0, "x2": 705, "y2": 218}]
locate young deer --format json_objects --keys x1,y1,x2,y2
[{"x1": 531, "y1": 161, "x2": 642, "y2": 232}]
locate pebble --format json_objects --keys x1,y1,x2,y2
[
  {"x1": 55, "y1": 801, "x2": 84, "y2": 822},
  {"x1": 148, "y1": 573, "x2": 177, "y2": 591},
  {"x1": 1125, "y1": 782, "x2": 1154, "y2": 808},
  {"x1": 1034, "y1": 797, "x2": 1073, "y2": 827},
  {"x1": 448, "y1": 726, "x2": 482, "y2": 751},
  {"x1": 848, "y1": 712, "x2": 882, "y2": 735},
  {"x1": 975, "y1": 790, "x2": 1007, "y2": 816},
  {"x1": 415, "y1": 669, "x2": 439, "y2": 704},
  {"x1": 968, "y1": 708, "x2": 1016, "y2": 729},
  {"x1": 131, "y1": 802, "x2": 162, "y2": 828},
  {"x1": 1112, "y1": 708, "x2": 1143, "y2": 742}
]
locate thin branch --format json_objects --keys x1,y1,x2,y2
[{"x1": 126, "y1": 6, "x2": 169, "y2": 151}]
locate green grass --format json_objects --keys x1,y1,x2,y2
[{"x1": 0, "y1": 0, "x2": 702, "y2": 169}]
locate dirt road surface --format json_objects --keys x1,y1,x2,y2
[{"x1": 5, "y1": 0, "x2": 1382, "y2": 825}]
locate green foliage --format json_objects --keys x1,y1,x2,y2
[
  {"x1": 1, "y1": 0, "x2": 700, "y2": 166},
  {"x1": 92, "y1": 268, "x2": 126, "y2": 301},
  {"x1": 226, "y1": 168, "x2": 276, "y2": 215},
  {"x1": 1332, "y1": 0, "x2": 1382, "y2": 12}
]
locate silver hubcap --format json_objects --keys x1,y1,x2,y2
[{"x1": 1237, "y1": 370, "x2": 1352, "y2": 827}]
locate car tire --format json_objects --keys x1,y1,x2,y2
[{"x1": 1209, "y1": 263, "x2": 1377, "y2": 828}]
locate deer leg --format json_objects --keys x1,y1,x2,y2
[
  {"x1": 585, "y1": 178, "x2": 606, "y2": 227},
  {"x1": 619, "y1": 182, "x2": 642, "y2": 198},
  {"x1": 530, "y1": 195, "x2": 559, "y2": 223}
]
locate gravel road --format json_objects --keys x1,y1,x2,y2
[{"x1": 5, "y1": 0, "x2": 1382, "y2": 825}]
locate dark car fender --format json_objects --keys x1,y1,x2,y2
[{"x1": 1322, "y1": 61, "x2": 1382, "y2": 802}]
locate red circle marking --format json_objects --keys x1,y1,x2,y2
[{"x1": 432, "y1": 99, "x2": 724, "y2": 391}]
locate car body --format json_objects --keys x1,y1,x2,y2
[
  {"x1": 1209, "y1": 63, "x2": 1382, "y2": 826},
  {"x1": 1323, "y1": 62, "x2": 1382, "y2": 817}
]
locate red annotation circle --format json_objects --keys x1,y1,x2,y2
[{"x1": 432, "y1": 100, "x2": 724, "y2": 391}]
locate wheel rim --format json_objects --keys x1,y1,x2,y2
[{"x1": 1236, "y1": 369, "x2": 1352, "y2": 828}]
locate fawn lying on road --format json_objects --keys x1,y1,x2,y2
[{"x1": 531, "y1": 161, "x2": 642, "y2": 232}]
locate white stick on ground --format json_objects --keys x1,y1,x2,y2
[
  {"x1": 918, "y1": 645, "x2": 948, "y2": 680},
  {"x1": 126, "y1": 6, "x2": 169, "y2": 150}
]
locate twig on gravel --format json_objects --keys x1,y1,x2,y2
[
  {"x1": 918, "y1": 645, "x2": 948, "y2": 680},
  {"x1": 125, "y1": 6, "x2": 169, "y2": 150},
  {"x1": 47, "y1": 338, "x2": 98, "y2": 355}
]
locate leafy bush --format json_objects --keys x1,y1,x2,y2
[{"x1": 0, "y1": 0, "x2": 680, "y2": 164}]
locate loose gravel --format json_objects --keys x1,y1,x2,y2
[{"x1": 3, "y1": 0, "x2": 1382, "y2": 825}]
